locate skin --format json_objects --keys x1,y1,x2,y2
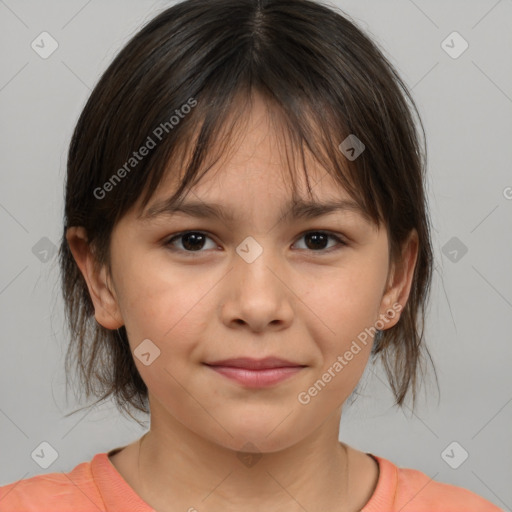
[{"x1": 67, "y1": 93, "x2": 418, "y2": 512}]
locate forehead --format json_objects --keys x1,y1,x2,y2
[
  {"x1": 138, "y1": 160, "x2": 373, "y2": 229},
  {"x1": 133, "y1": 91, "x2": 374, "y2": 226},
  {"x1": 143, "y1": 155, "x2": 357, "y2": 220}
]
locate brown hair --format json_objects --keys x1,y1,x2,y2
[{"x1": 59, "y1": 0, "x2": 438, "y2": 426}]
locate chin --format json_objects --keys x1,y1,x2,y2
[{"x1": 207, "y1": 411, "x2": 307, "y2": 454}]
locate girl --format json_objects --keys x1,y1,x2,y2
[{"x1": 0, "y1": 0, "x2": 503, "y2": 510}]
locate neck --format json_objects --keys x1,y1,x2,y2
[{"x1": 135, "y1": 411, "x2": 351, "y2": 512}]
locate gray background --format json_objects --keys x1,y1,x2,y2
[{"x1": 1, "y1": 0, "x2": 511, "y2": 509}]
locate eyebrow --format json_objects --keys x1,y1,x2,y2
[{"x1": 140, "y1": 197, "x2": 371, "y2": 224}]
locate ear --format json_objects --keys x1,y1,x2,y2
[
  {"x1": 66, "y1": 226, "x2": 124, "y2": 330},
  {"x1": 378, "y1": 229, "x2": 419, "y2": 329}
]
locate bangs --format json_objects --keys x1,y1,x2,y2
[{"x1": 129, "y1": 85, "x2": 383, "y2": 231}]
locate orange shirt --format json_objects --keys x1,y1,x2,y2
[{"x1": 0, "y1": 449, "x2": 503, "y2": 511}]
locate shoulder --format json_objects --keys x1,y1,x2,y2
[
  {"x1": 0, "y1": 455, "x2": 104, "y2": 512},
  {"x1": 366, "y1": 454, "x2": 504, "y2": 512},
  {"x1": 396, "y1": 465, "x2": 503, "y2": 511}
]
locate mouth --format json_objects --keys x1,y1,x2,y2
[{"x1": 203, "y1": 357, "x2": 307, "y2": 388}]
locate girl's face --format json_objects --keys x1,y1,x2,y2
[{"x1": 79, "y1": 95, "x2": 417, "y2": 453}]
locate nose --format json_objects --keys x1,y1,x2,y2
[{"x1": 219, "y1": 244, "x2": 294, "y2": 333}]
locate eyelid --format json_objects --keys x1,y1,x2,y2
[
  {"x1": 164, "y1": 230, "x2": 220, "y2": 254},
  {"x1": 295, "y1": 229, "x2": 348, "y2": 246},
  {"x1": 164, "y1": 229, "x2": 348, "y2": 255},
  {"x1": 293, "y1": 230, "x2": 348, "y2": 253}
]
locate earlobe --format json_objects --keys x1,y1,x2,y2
[
  {"x1": 379, "y1": 292, "x2": 402, "y2": 329},
  {"x1": 378, "y1": 230, "x2": 419, "y2": 329},
  {"x1": 65, "y1": 226, "x2": 124, "y2": 330}
]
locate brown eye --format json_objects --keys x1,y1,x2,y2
[
  {"x1": 165, "y1": 231, "x2": 217, "y2": 253},
  {"x1": 294, "y1": 231, "x2": 346, "y2": 252},
  {"x1": 164, "y1": 230, "x2": 346, "y2": 256}
]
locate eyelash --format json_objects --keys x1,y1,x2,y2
[{"x1": 164, "y1": 230, "x2": 347, "y2": 256}]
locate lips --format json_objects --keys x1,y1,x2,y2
[
  {"x1": 204, "y1": 357, "x2": 306, "y2": 388},
  {"x1": 204, "y1": 357, "x2": 305, "y2": 370}
]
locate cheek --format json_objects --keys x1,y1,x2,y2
[
  {"x1": 309, "y1": 263, "x2": 385, "y2": 344},
  {"x1": 301, "y1": 260, "x2": 386, "y2": 395},
  {"x1": 116, "y1": 263, "x2": 218, "y2": 406},
  {"x1": 115, "y1": 254, "x2": 215, "y2": 355}
]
